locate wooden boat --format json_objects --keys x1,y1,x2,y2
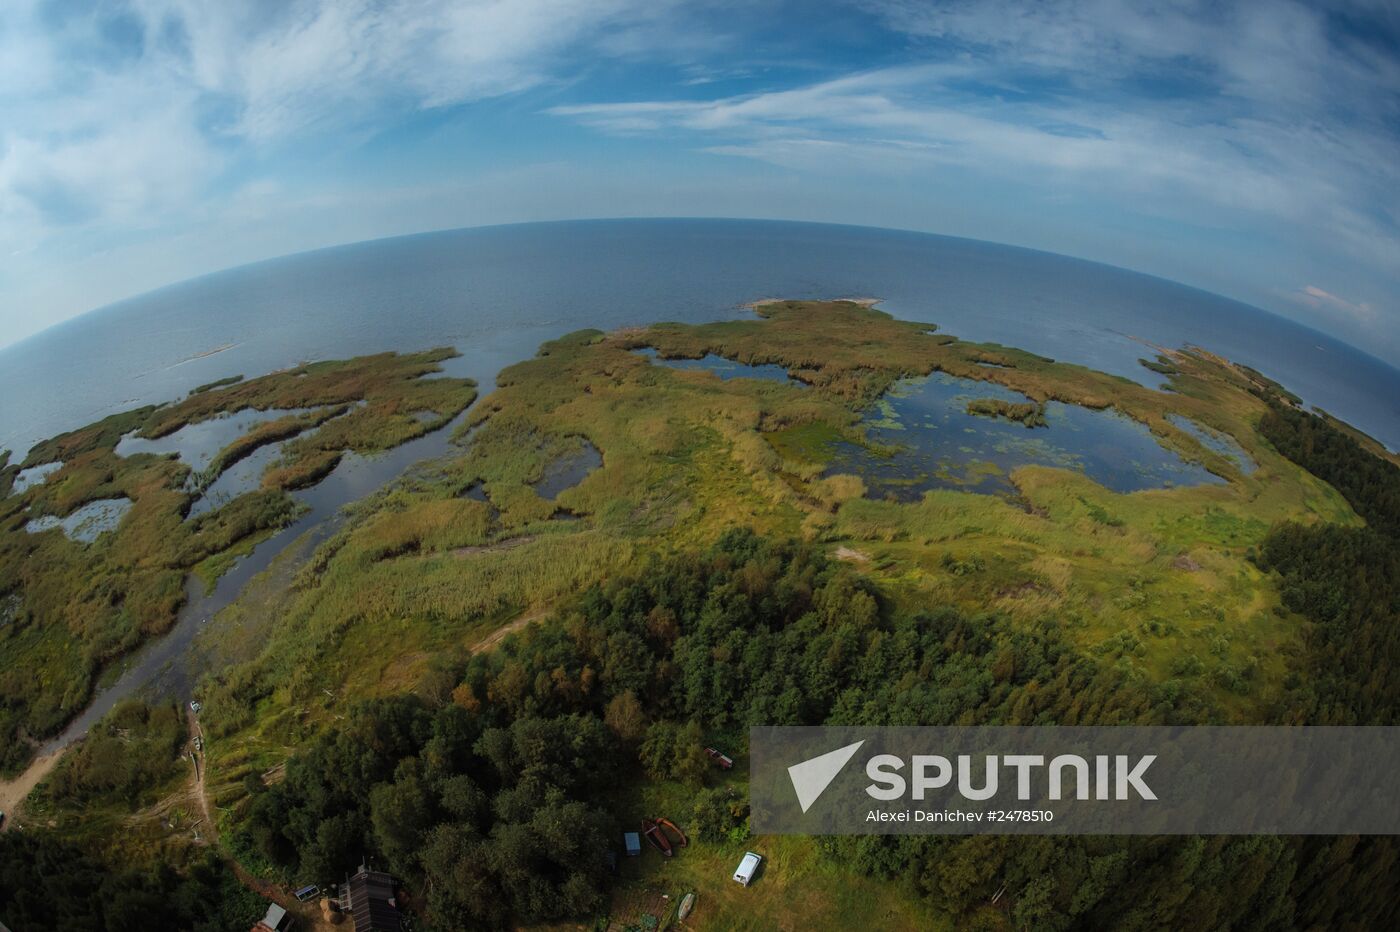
[
  {"x1": 641, "y1": 818, "x2": 673, "y2": 856},
  {"x1": 678, "y1": 892, "x2": 695, "y2": 920},
  {"x1": 657, "y1": 817, "x2": 689, "y2": 847}
]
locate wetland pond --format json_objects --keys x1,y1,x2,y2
[
  {"x1": 823, "y1": 371, "x2": 1224, "y2": 500},
  {"x1": 533, "y1": 439, "x2": 603, "y2": 500},
  {"x1": 38, "y1": 403, "x2": 477, "y2": 752},
  {"x1": 116, "y1": 406, "x2": 350, "y2": 518},
  {"x1": 25, "y1": 498, "x2": 134, "y2": 543},
  {"x1": 636, "y1": 347, "x2": 803, "y2": 385},
  {"x1": 1166, "y1": 413, "x2": 1257, "y2": 474},
  {"x1": 30, "y1": 325, "x2": 563, "y2": 753},
  {"x1": 11, "y1": 460, "x2": 63, "y2": 494}
]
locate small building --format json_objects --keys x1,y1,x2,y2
[
  {"x1": 251, "y1": 901, "x2": 293, "y2": 932},
  {"x1": 339, "y1": 864, "x2": 403, "y2": 932},
  {"x1": 733, "y1": 851, "x2": 762, "y2": 887},
  {"x1": 623, "y1": 831, "x2": 642, "y2": 856}
]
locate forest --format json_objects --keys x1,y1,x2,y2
[
  {"x1": 1254, "y1": 396, "x2": 1400, "y2": 725},
  {"x1": 207, "y1": 524, "x2": 1393, "y2": 929},
  {"x1": 0, "y1": 834, "x2": 260, "y2": 931}
]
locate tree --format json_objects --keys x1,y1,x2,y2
[{"x1": 604, "y1": 689, "x2": 647, "y2": 743}]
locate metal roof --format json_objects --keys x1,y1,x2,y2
[{"x1": 348, "y1": 867, "x2": 401, "y2": 932}]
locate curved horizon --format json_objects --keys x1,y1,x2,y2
[
  {"x1": 2, "y1": 218, "x2": 1397, "y2": 463},
  {"x1": 7, "y1": 217, "x2": 1398, "y2": 376}
]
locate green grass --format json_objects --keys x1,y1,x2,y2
[
  {"x1": 1139, "y1": 356, "x2": 1179, "y2": 376},
  {"x1": 965, "y1": 397, "x2": 1048, "y2": 428},
  {"x1": 190, "y1": 374, "x2": 244, "y2": 395},
  {"x1": 535, "y1": 757, "x2": 950, "y2": 932},
  {"x1": 766, "y1": 420, "x2": 848, "y2": 467}
]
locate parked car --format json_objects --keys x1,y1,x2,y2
[
  {"x1": 733, "y1": 851, "x2": 762, "y2": 886},
  {"x1": 194, "y1": 736, "x2": 204, "y2": 752},
  {"x1": 189, "y1": 700, "x2": 201, "y2": 714}
]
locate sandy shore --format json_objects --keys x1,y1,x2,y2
[{"x1": 744, "y1": 296, "x2": 882, "y2": 310}]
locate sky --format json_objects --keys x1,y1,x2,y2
[{"x1": 1, "y1": 0, "x2": 1398, "y2": 361}]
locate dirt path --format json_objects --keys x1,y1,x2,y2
[
  {"x1": 186, "y1": 707, "x2": 215, "y2": 842},
  {"x1": 182, "y1": 709, "x2": 339, "y2": 929},
  {"x1": 469, "y1": 607, "x2": 549, "y2": 654},
  {"x1": 0, "y1": 748, "x2": 64, "y2": 830},
  {"x1": 450, "y1": 534, "x2": 535, "y2": 558}
]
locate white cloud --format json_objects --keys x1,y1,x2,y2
[
  {"x1": 0, "y1": 0, "x2": 733, "y2": 344},
  {"x1": 1288, "y1": 284, "x2": 1377, "y2": 322},
  {"x1": 0, "y1": 0, "x2": 698, "y2": 234},
  {"x1": 552, "y1": 2, "x2": 1400, "y2": 312}
]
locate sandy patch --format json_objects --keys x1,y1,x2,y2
[{"x1": 0, "y1": 748, "x2": 65, "y2": 830}]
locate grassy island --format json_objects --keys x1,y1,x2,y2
[
  {"x1": 965, "y1": 397, "x2": 1049, "y2": 427},
  {"x1": 3, "y1": 301, "x2": 1399, "y2": 930}
]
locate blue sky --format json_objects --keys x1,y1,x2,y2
[{"x1": 2, "y1": 0, "x2": 1398, "y2": 360}]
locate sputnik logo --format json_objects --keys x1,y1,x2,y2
[{"x1": 787, "y1": 740, "x2": 865, "y2": 813}]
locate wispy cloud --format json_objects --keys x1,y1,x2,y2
[
  {"x1": 0, "y1": 0, "x2": 699, "y2": 241},
  {"x1": 552, "y1": 4, "x2": 1400, "y2": 288},
  {"x1": 1288, "y1": 284, "x2": 1377, "y2": 322}
]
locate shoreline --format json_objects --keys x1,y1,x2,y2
[{"x1": 744, "y1": 296, "x2": 882, "y2": 310}]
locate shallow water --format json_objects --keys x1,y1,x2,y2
[
  {"x1": 534, "y1": 440, "x2": 603, "y2": 500},
  {"x1": 1166, "y1": 414, "x2": 1257, "y2": 474},
  {"x1": 635, "y1": 347, "x2": 803, "y2": 385},
  {"x1": 116, "y1": 406, "x2": 324, "y2": 518},
  {"x1": 187, "y1": 441, "x2": 288, "y2": 517},
  {"x1": 114, "y1": 407, "x2": 310, "y2": 471},
  {"x1": 826, "y1": 371, "x2": 1222, "y2": 500},
  {"x1": 10, "y1": 461, "x2": 62, "y2": 494},
  {"x1": 34, "y1": 328, "x2": 557, "y2": 748},
  {"x1": 40, "y1": 405, "x2": 479, "y2": 750},
  {"x1": 25, "y1": 497, "x2": 133, "y2": 543}
]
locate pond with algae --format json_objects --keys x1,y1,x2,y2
[{"x1": 824, "y1": 371, "x2": 1224, "y2": 501}]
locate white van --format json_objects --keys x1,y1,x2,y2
[{"x1": 733, "y1": 851, "x2": 762, "y2": 886}]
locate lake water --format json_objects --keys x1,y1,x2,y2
[
  {"x1": 824, "y1": 371, "x2": 1223, "y2": 501},
  {"x1": 2, "y1": 220, "x2": 1397, "y2": 462},
  {"x1": 11, "y1": 460, "x2": 63, "y2": 493}
]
